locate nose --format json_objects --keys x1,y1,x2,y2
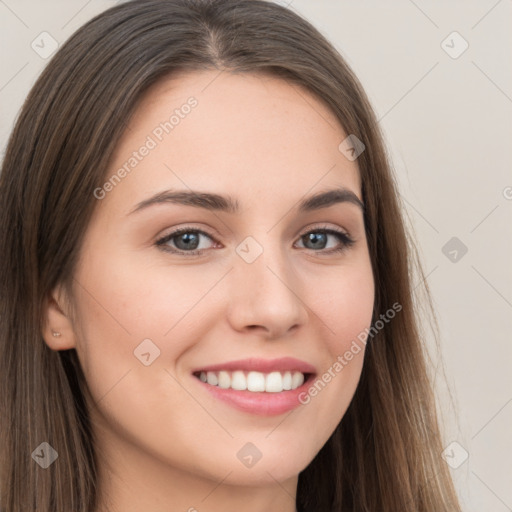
[{"x1": 226, "y1": 243, "x2": 308, "y2": 340}]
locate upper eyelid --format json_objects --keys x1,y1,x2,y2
[
  {"x1": 158, "y1": 223, "x2": 351, "y2": 238},
  {"x1": 156, "y1": 224, "x2": 353, "y2": 248}
]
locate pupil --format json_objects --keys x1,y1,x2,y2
[
  {"x1": 176, "y1": 233, "x2": 199, "y2": 250},
  {"x1": 305, "y1": 233, "x2": 326, "y2": 249}
]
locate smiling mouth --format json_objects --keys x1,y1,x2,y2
[{"x1": 192, "y1": 370, "x2": 314, "y2": 393}]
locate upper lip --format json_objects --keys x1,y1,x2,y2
[{"x1": 192, "y1": 357, "x2": 316, "y2": 375}]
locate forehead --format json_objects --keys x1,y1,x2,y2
[{"x1": 102, "y1": 70, "x2": 362, "y2": 213}]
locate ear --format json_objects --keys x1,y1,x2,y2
[{"x1": 41, "y1": 285, "x2": 77, "y2": 350}]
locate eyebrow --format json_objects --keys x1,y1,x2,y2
[{"x1": 128, "y1": 187, "x2": 364, "y2": 215}]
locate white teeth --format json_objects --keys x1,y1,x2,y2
[
  {"x1": 197, "y1": 370, "x2": 307, "y2": 392},
  {"x1": 291, "y1": 371, "x2": 304, "y2": 389},
  {"x1": 282, "y1": 371, "x2": 292, "y2": 390},
  {"x1": 292, "y1": 372, "x2": 304, "y2": 389},
  {"x1": 218, "y1": 371, "x2": 231, "y2": 389},
  {"x1": 206, "y1": 371, "x2": 218, "y2": 386},
  {"x1": 231, "y1": 370, "x2": 247, "y2": 391},
  {"x1": 265, "y1": 371, "x2": 283, "y2": 393},
  {"x1": 247, "y1": 371, "x2": 265, "y2": 392}
]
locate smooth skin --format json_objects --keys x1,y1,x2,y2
[{"x1": 43, "y1": 70, "x2": 375, "y2": 512}]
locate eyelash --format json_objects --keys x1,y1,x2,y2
[{"x1": 155, "y1": 224, "x2": 355, "y2": 257}]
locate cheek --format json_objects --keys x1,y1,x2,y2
[
  {"x1": 69, "y1": 248, "x2": 232, "y2": 408},
  {"x1": 310, "y1": 256, "x2": 375, "y2": 356},
  {"x1": 69, "y1": 255, "x2": 224, "y2": 469},
  {"x1": 325, "y1": 273, "x2": 374, "y2": 354},
  {"x1": 293, "y1": 257, "x2": 374, "y2": 439},
  {"x1": 72, "y1": 249, "x2": 216, "y2": 346}
]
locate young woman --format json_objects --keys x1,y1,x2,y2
[{"x1": 0, "y1": 1, "x2": 461, "y2": 511}]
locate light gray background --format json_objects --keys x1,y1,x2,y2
[{"x1": 1, "y1": 1, "x2": 511, "y2": 510}]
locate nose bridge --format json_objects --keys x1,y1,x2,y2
[
  {"x1": 236, "y1": 232, "x2": 291, "y2": 290},
  {"x1": 227, "y1": 233, "x2": 307, "y2": 337}
]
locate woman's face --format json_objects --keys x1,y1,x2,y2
[{"x1": 57, "y1": 71, "x2": 374, "y2": 488}]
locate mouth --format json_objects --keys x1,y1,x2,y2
[
  {"x1": 192, "y1": 369, "x2": 315, "y2": 393},
  {"x1": 190, "y1": 357, "x2": 317, "y2": 416}
]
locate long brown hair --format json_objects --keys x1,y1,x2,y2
[{"x1": 0, "y1": 1, "x2": 461, "y2": 510}]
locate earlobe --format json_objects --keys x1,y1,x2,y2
[{"x1": 41, "y1": 287, "x2": 77, "y2": 351}]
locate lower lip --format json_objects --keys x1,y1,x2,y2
[{"x1": 193, "y1": 374, "x2": 314, "y2": 416}]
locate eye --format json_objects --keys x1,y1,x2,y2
[
  {"x1": 156, "y1": 227, "x2": 216, "y2": 255},
  {"x1": 295, "y1": 226, "x2": 355, "y2": 254},
  {"x1": 155, "y1": 225, "x2": 355, "y2": 256}
]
